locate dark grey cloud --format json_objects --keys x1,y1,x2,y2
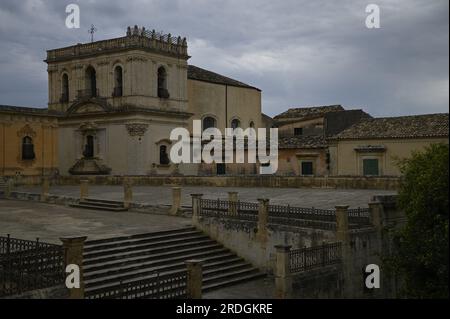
[{"x1": 0, "y1": 0, "x2": 448, "y2": 117}]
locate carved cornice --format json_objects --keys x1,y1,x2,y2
[{"x1": 126, "y1": 123, "x2": 148, "y2": 136}]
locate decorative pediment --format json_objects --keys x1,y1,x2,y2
[
  {"x1": 75, "y1": 103, "x2": 105, "y2": 114},
  {"x1": 79, "y1": 122, "x2": 99, "y2": 132},
  {"x1": 66, "y1": 100, "x2": 111, "y2": 116},
  {"x1": 17, "y1": 124, "x2": 37, "y2": 138}
]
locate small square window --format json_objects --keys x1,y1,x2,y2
[
  {"x1": 301, "y1": 161, "x2": 314, "y2": 176},
  {"x1": 363, "y1": 159, "x2": 379, "y2": 176},
  {"x1": 294, "y1": 128, "x2": 303, "y2": 136}
]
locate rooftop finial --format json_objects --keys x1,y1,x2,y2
[{"x1": 88, "y1": 24, "x2": 97, "y2": 43}]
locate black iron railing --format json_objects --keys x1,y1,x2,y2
[
  {"x1": 348, "y1": 207, "x2": 371, "y2": 226},
  {"x1": 86, "y1": 270, "x2": 187, "y2": 299},
  {"x1": 0, "y1": 235, "x2": 64, "y2": 297},
  {"x1": 289, "y1": 242, "x2": 342, "y2": 273},
  {"x1": 199, "y1": 199, "x2": 258, "y2": 222}
]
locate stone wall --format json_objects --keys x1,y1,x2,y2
[{"x1": 10, "y1": 174, "x2": 400, "y2": 190}]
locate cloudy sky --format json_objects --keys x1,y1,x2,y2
[{"x1": 0, "y1": 0, "x2": 448, "y2": 117}]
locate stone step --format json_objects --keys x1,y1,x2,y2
[
  {"x1": 203, "y1": 271, "x2": 266, "y2": 292},
  {"x1": 85, "y1": 250, "x2": 236, "y2": 280},
  {"x1": 85, "y1": 263, "x2": 259, "y2": 296},
  {"x1": 84, "y1": 243, "x2": 225, "y2": 270},
  {"x1": 85, "y1": 257, "x2": 246, "y2": 287},
  {"x1": 69, "y1": 203, "x2": 128, "y2": 212},
  {"x1": 84, "y1": 238, "x2": 215, "y2": 265},
  {"x1": 84, "y1": 234, "x2": 209, "y2": 259},
  {"x1": 80, "y1": 200, "x2": 124, "y2": 209},
  {"x1": 82, "y1": 198, "x2": 125, "y2": 206},
  {"x1": 84, "y1": 226, "x2": 196, "y2": 248}
]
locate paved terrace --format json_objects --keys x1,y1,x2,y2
[{"x1": 16, "y1": 185, "x2": 396, "y2": 209}]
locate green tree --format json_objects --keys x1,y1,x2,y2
[{"x1": 388, "y1": 143, "x2": 449, "y2": 298}]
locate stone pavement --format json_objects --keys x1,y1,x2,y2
[
  {"x1": 203, "y1": 278, "x2": 275, "y2": 299},
  {"x1": 0, "y1": 199, "x2": 191, "y2": 244},
  {"x1": 16, "y1": 185, "x2": 396, "y2": 209}
]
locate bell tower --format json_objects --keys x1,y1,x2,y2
[{"x1": 45, "y1": 25, "x2": 190, "y2": 113}]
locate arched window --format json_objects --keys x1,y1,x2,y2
[
  {"x1": 249, "y1": 121, "x2": 255, "y2": 128},
  {"x1": 159, "y1": 145, "x2": 170, "y2": 165},
  {"x1": 61, "y1": 73, "x2": 69, "y2": 103},
  {"x1": 83, "y1": 135, "x2": 94, "y2": 158},
  {"x1": 157, "y1": 66, "x2": 169, "y2": 98},
  {"x1": 85, "y1": 66, "x2": 97, "y2": 98},
  {"x1": 231, "y1": 119, "x2": 240, "y2": 129},
  {"x1": 22, "y1": 136, "x2": 35, "y2": 160},
  {"x1": 203, "y1": 117, "x2": 216, "y2": 130},
  {"x1": 113, "y1": 66, "x2": 123, "y2": 97}
]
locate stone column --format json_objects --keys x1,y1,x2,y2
[
  {"x1": 256, "y1": 198, "x2": 269, "y2": 243},
  {"x1": 123, "y1": 178, "x2": 133, "y2": 209},
  {"x1": 170, "y1": 187, "x2": 182, "y2": 215},
  {"x1": 60, "y1": 236, "x2": 87, "y2": 299},
  {"x1": 228, "y1": 191, "x2": 238, "y2": 216},
  {"x1": 80, "y1": 179, "x2": 89, "y2": 200},
  {"x1": 274, "y1": 244, "x2": 292, "y2": 299},
  {"x1": 41, "y1": 177, "x2": 50, "y2": 202},
  {"x1": 185, "y1": 259, "x2": 203, "y2": 299},
  {"x1": 190, "y1": 194, "x2": 203, "y2": 226},
  {"x1": 368, "y1": 201, "x2": 383, "y2": 231},
  {"x1": 335, "y1": 205, "x2": 352, "y2": 297}
]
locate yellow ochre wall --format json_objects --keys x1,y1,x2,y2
[
  {"x1": 329, "y1": 137, "x2": 449, "y2": 176},
  {"x1": 0, "y1": 114, "x2": 58, "y2": 176}
]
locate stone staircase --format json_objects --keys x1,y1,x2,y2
[
  {"x1": 70, "y1": 198, "x2": 128, "y2": 212},
  {"x1": 83, "y1": 226, "x2": 265, "y2": 298}
]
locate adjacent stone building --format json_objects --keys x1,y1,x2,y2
[
  {"x1": 274, "y1": 105, "x2": 371, "y2": 176},
  {"x1": 328, "y1": 113, "x2": 449, "y2": 176}
]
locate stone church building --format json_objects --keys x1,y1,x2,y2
[{"x1": 46, "y1": 26, "x2": 262, "y2": 176}]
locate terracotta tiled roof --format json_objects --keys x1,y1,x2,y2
[
  {"x1": 278, "y1": 135, "x2": 327, "y2": 149},
  {"x1": 331, "y1": 113, "x2": 449, "y2": 140},
  {"x1": 274, "y1": 105, "x2": 344, "y2": 120},
  {"x1": 187, "y1": 65, "x2": 260, "y2": 91}
]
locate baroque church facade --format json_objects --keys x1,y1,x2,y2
[{"x1": 46, "y1": 26, "x2": 263, "y2": 176}]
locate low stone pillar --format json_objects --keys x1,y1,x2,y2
[
  {"x1": 274, "y1": 244, "x2": 292, "y2": 299},
  {"x1": 60, "y1": 236, "x2": 87, "y2": 299},
  {"x1": 5, "y1": 179, "x2": 14, "y2": 199},
  {"x1": 123, "y1": 178, "x2": 133, "y2": 209},
  {"x1": 185, "y1": 259, "x2": 203, "y2": 299},
  {"x1": 190, "y1": 194, "x2": 203, "y2": 226},
  {"x1": 228, "y1": 191, "x2": 238, "y2": 216},
  {"x1": 368, "y1": 201, "x2": 383, "y2": 231},
  {"x1": 80, "y1": 179, "x2": 89, "y2": 200},
  {"x1": 170, "y1": 187, "x2": 182, "y2": 215},
  {"x1": 335, "y1": 205, "x2": 350, "y2": 244},
  {"x1": 41, "y1": 177, "x2": 50, "y2": 202},
  {"x1": 256, "y1": 198, "x2": 269, "y2": 243},
  {"x1": 335, "y1": 205, "x2": 353, "y2": 297}
]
